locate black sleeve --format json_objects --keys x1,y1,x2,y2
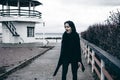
[{"x1": 76, "y1": 33, "x2": 82, "y2": 62}]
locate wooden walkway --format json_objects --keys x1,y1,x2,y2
[{"x1": 5, "y1": 43, "x2": 94, "y2": 80}]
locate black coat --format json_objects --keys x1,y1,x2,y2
[
  {"x1": 53, "y1": 32, "x2": 82, "y2": 76},
  {"x1": 60, "y1": 32, "x2": 81, "y2": 63}
]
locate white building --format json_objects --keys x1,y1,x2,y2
[{"x1": 0, "y1": 0, "x2": 43, "y2": 43}]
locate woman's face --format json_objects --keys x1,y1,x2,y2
[{"x1": 64, "y1": 23, "x2": 72, "y2": 34}]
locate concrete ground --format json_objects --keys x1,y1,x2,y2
[
  {"x1": 5, "y1": 43, "x2": 94, "y2": 80},
  {"x1": 0, "y1": 43, "x2": 49, "y2": 71}
]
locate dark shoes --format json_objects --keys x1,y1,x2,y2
[{"x1": 81, "y1": 64, "x2": 85, "y2": 72}]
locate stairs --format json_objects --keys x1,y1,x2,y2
[{"x1": 3, "y1": 21, "x2": 19, "y2": 36}]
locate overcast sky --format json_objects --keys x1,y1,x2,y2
[
  {"x1": 36, "y1": 0, "x2": 120, "y2": 33},
  {"x1": 0, "y1": 0, "x2": 120, "y2": 33}
]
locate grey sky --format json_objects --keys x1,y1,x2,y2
[
  {"x1": 0, "y1": 0, "x2": 120, "y2": 33},
  {"x1": 60, "y1": 0, "x2": 120, "y2": 6},
  {"x1": 37, "y1": 0, "x2": 120, "y2": 32},
  {"x1": 36, "y1": 0, "x2": 120, "y2": 33}
]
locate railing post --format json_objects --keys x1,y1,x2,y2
[
  {"x1": 17, "y1": 0, "x2": 20, "y2": 16},
  {"x1": 92, "y1": 50, "x2": 95, "y2": 73},
  {"x1": 81, "y1": 41, "x2": 85, "y2": 55},
  {"x1": 82, "y1": 42, "x2": 85, "y2": 55},
  {"x1": 101, "y1": 59, "x2": 105, "y2": 80},
  {"x1": 85, "y1": 44, "x2": 87, "y2": 58},
  {"x1": 29, "y1": 1, "x2": 31, "y2": 17},
  {"x1": 87, "y1": 47, "x2": 90, "y2": 64},
  {"x1": 2, "y1": 5, "x2": 4, "y2": 15},
  {"x1": 80, "y1": 40, "x2": 83, "y2": 54}
]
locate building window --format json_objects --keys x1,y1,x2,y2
[{"x1": 27, "y1": 27, "x2": 34, "y2": 37}]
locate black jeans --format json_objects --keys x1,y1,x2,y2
[{"x1": 62, "y1": 62, "x2": 78, "y2": 80}]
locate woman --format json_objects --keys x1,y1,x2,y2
[{"x1": 53, "y1": 21, "x2": 85, "y2": 80}]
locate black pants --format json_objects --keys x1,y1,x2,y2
[{"x1": 62, "y1": 62, "x2": 78, "y2": 80}]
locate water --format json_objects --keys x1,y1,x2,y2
[
  {"x1": 35, "y1": 33, "x2": 63, "y2": 38},
  {"x1": 35, "y1": 33, "x2": 63, "y2": 43}
]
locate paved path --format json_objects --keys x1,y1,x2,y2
[{"x1": 5, "y1": 43, "x2": 94, "y2": 80}]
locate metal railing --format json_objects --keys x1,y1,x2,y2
[
  {"x1": 3, "y1": 21, "x2": 19, "y2": 36},
  {"x1": 80, "y1": 37, "x2": 120, "y2": 80},
  {"x1": 0, "y1": 9, "x2": 41, "y2": 18}
]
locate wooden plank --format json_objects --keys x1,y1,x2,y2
[
  {"x1": 94, "y1": 56, "x2": 101, "y2": 68},
  {"x1": 94, "y1": 65, "x2": 101, "y2": 79},
  {"x1": 102, "y1": 68, "x2": 113, "y2": 80}
]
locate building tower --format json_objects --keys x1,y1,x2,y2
[{"x1": 0, "y1": 0, "x2": 42, "y2": 43}]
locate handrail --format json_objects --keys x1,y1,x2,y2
[
  {"x1": 3, "y1": 21, "x2": 19, "y2": 36},
  {"x1": 0, "y1": 9, "x2": 41, "y2": 18},
  {"x1": 80, "y1": 37, "x2": 120, "y2": 80}
]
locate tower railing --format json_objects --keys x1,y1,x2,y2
[
  {"x1": 0, "y1": 9, "x2": 41, "y2": 18},
  {"x1": 80, "y1": 37, "x2": 120, "y2": 80}
]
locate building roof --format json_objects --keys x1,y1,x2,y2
[{"x1": 0, "y1": 0, "x2": 42, "y2": 7}]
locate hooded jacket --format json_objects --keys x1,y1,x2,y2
[
  {"x1": 60, "y1": 32, "x2": 81, "y2": 63},
  {"x1": 53, "y1": 21, "x2": 84, "y2": 76},
  {"x1": 53, "y1": 32, "x2": 82, "y2": 76}
]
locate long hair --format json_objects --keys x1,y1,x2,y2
[{"x1": 64, "y1": 20, "x2": 76, "y2": 33}]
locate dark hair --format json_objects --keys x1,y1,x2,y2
[{"x1": 64, "y1": 20, "x2": 76, "y2": 33}]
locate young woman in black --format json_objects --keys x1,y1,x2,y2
[{"x1": 53, "y1": 21, "x2": 85, "y2": 80}]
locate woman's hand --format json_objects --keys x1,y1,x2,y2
[
  {"x1": 78, "y1": 62, "x2": 85, "y2": 72},
  {"x1": 78, "y1": 62, "x2": 82, "y2": 68}
]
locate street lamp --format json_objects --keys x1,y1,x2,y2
[{"x1": 42, "y1": 22, "x2": 45, "y2": 46}]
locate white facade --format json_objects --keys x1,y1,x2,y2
[
  {"x1": 0, "y1": 0, "x2": 43, "y2": 43},
  {"x1": 2, "y1": 22, "x2": 41, "y2": 43}
]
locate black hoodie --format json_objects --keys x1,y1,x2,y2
[
  {"x1": 53, "y1": 21, "x2": 84, "y2": 76},
  {"x1": 60, "y1": 31, "x2": 81, "y2": 63}
]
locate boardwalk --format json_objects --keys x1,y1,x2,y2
[{"x1": 5, "y1": 43, "x2": 94, "y2": 80}]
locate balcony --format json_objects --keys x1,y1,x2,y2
[
  {"x1": 0, "y1": 9, "x2": 41, "y2": 18},
  {"x1": 0, "y1": 9, "x2": 42, "y2": 22}
]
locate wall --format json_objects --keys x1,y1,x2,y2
[
  {"x1": 2, "y1": 24, "x2": 13, "y2": 43},
  {"x1": 13, "y1": 22, "x2": 36, "y2": 43},
  {"x1": 1, "y1": 22, "x2": 38, "y2": 43}
]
